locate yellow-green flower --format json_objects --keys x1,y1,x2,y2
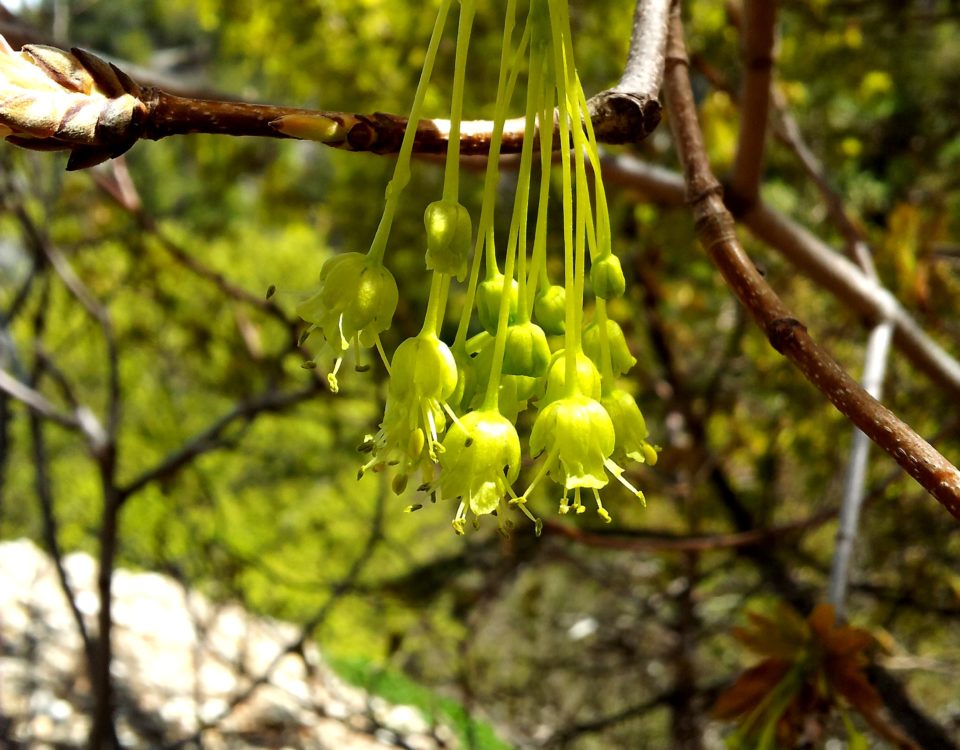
[
  {"x1": 525, "y1": 394, "x2": 644, "y2": 521},
  {"x1": 582, "y1": 318, "x2": 637, "y2": 378},
  {"x1": 436, "y1": 409, "x2": 538, "y2": 535},
  {"x1": 602, "y1": 388, "x2": 659, "y2": 468},
  {"x1": 361, "y1": 333, "x2": 458, "y2": 491},
  {"x1": 297, "y1": 252, "x2": 398, "y2": 391}
]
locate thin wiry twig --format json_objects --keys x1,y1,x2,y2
[
  {"x1": 118, "y1": 384, "x2": 324, "y2": 502},
  {"x1": 827, "y1": 320, "x2": 895, "y2": 617}
]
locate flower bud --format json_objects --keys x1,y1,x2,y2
[
  {"x1": 389, "y1": 334, "x2": 459, "y2": 402},
  {"x1": 539, "y1": 350, "x2": 602, "y2": 407},
  {"x1": 590, "y1": 254, "x2": 626, "y2": 299},
  {"x1": 583, "y1": 318, "x2": 636, "y2": 377},
  {"x1": 476, "y1": 272, "x2": 518, "y2": 335},
  {"x1": 502, "y1": 322, "x2": 551, "y2": 377},
  {"x1": 424, "y1": 200, "x2": 472, "y2": 281},
  {"x1": 602, "y1": 388, "x2": 659, "y2": 466},
  {"x1": 533, "y1": 284, "x2": 566, "y2": 336}
]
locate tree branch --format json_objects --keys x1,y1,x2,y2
[
  {"x1": 600, "y1": 152, "x2": 960, "y2": 400},
  {"x1": 586, "y1": 0, "x2": 670, "y2": 144},
  {"x1": 828, "y1": 321, "x2": 895, "y2": 617},
  {"x1": 117, "y1": 385, "x2": 323, "y2": 502},
  {"x1": 729, "y1": 0, "x2": 778, "y2": 208},
  {"x1": 0, "y1": 16, "x2": 667, "y2": 170},
  {"x1": 662, "y1": 6, "x2": 960, "y2": 518},
  {"x1": 0, "y1": 365, "x2": 83, "y2": 431}
]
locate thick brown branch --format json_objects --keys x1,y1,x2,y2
[
  {"x1": 143, "y1": 91, "x2": 531, "y2": 155},
  {"x1": 1, "y1": 25, "x2": 666, "y2": 169},
  {"x1": 663, "y1": 7, "x2": 960, "y2": 519}
]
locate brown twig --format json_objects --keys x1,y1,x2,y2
[
  {"x1": 662, "y1": 7, "x2": 960, "y2": 518},
  {"x1": 543, "y1": 507, "x2": 837, "y2": 553},
  {"x1": 728, "y1": 0, "x2": 778, "y2": 210}
]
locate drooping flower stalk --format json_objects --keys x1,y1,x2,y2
[{"x1": 298, "y1": 0, "x2": 657, "y2": 534}]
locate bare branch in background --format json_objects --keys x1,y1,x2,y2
[
  {"x1": 600, "y1": 153, "x2": 960, "y2": 399},
  {"x1": 662, "y1": 6, "x2": 960, "y2": 517},
  {"x1": 117, "y1": 385, "x2": 325, "y2": 503},
  {"x1": 827, "y1": 320, "x2": 895, "y2": 617}
]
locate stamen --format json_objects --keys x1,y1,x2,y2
[
  {"x1": 604, "y1": 458, "x2": 644, "y2": 501},
  {"x1": 442, "y1": 400, "x2": 467, "y2": 432},
  {"x1": 519, "y1": 447, "x2": 557, "y2": 501},
  {"x1": 573, "y1": 487, "x2": 586, "y2": 514},
  {"x1": 328, "y1": 356, "x2": 343, "y2": 393},
  {"x1": 593, "y1": 488, "x2": 612, "y2": 523},
  {"x1": 375, "y1": 335, "x2": 391, "y2": 373}
]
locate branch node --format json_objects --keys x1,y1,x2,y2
[
  {"x1": 588, "y1": 92, "x2": 662, "y2": 145},
  {"x1": 766, "y1": 317, "x2": 807, "y2": 355}
]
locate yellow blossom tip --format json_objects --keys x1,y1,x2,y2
[
  {"x1": 326, "y1": 373, "x2": 340, "y2": 393},
  {"x1": 404, "y1": 504, "x2": 423, "y2": 513}
]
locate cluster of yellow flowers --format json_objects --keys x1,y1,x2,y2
[{"x1": 296, "y1": 0, "x2": 657, "y2": 536}]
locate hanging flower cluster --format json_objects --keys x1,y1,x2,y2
[{"x1": 294, "y1": 0, "x2": 657, "y2": 536}]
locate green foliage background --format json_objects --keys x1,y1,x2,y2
[{"x1": 1, "y1": 1, "x2": 959, "y2": 747}]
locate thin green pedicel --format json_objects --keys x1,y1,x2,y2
[{"x1": 368, "y1": 0, "x2": 452, "y2": 264}]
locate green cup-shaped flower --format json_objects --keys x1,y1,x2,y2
[
  {"x1": 539, "y1": 350, "x2": 602, "y2": 407},
  {"x1": 533, "y1": 284, "x2": 566, "y2": 336},
  {"x1": 602, "y1": 388, "x2": 659, "y2": 466},
  {"x1": 425, "y1": 200, "x2": 472, "y2": 281},
  {"x1": 476, "y1": 272, "x2": 518, "y2": 335},
  {"x1": 529, "y1": 395, "x2": 615, "y2": 490},
  {"x1": 583, "y1": 318, "x2": 637, "y2": 377},
  {"x1": 362, "y1": 334, "x2": 459, "y2": 490},
  {"x1": 438, "y1": 409, "x2": 521, "y2": 519},
  {"x1": 297, "y1": 252, "x2": 399, "y2": 351},
  {"x1": 590, "y1": 254, "x2": 626, "y2": 299},
  {"x1": 503, "y1": 322, "x2": 551, "y2": 377},
  {"x1": 389, "y1": 333, "x2": 459, "y2": 402}
]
